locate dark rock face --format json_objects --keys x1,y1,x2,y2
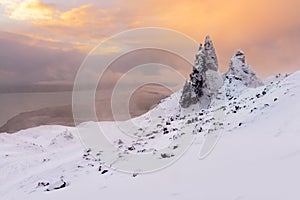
[
  {"x1": 203, "y1": 36, "x2": 218, "y2": 71},
  {"x1": 180, "y1": 36, "x2": 221, "y2": 108},
  {"x1": 179, "y1": 81, "x2": 198, "y2": 108}
]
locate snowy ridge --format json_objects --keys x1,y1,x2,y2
[{"x1": 1, "y1": 70, "x2": 300, "y2": 199}]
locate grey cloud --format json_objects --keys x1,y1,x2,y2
[{"x1": 0, "y1": 31, "x2": 86, "y2": 91}]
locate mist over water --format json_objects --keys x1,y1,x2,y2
[
  {"x1": 0, "y1": 85, "x2": 172, "y2": 133},
  {"x1": 0, "y1": 92, "x2": 72, "y2": 127}
]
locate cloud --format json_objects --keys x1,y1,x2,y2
[
  {"x1": 1, "y1": 0, "x2": 58, "y2": 21},
  {"x1": 1, "y1": 0, "x2": 117, "y2": 43},
  {"x1": 0, "y1": 0, "x2": 300, "y2": 88},
  {"x1": 0, "y1": 31, "x2": 85, "y2": 89},
  {"x1": 110, "y1": 0, "x2": 300, "y2": 75},
  {"x1": 33, "y1": 4, "x2": 116, "y2": 40}
]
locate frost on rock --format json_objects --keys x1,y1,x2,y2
[
  {"x1": 222, "y1": 50, "x2": 264, "y2": 100},
  {"x1": 203, "y1": 35, "x2": 218, "y2": 71},
  {"x1": 224, "y1": 50, "x2": 263, "y2": 88},
  {"x1": 180, "y1": 36, "x2": 222, "y2": 108},
  {"x1": 180, "y1": 81, "x2": 198, "y2": 108}
]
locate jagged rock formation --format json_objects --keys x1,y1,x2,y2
[
  {"x1": 203, "y1": 36, "x2": 218, "y2": 71},
  {"x1": 222, "y1": 50, "x2": 263, "y2": 100},
  {"x1": 180, "y1": 36, "x2": 222, "y2": 108},
  {"x1": 180, "y1": 38, "x2": 264, "y2": 108},
  {"x1": 180, "y1": 81, "x2": 198, "y2": 108},
  {"x1": 224, "y1": 50, "x2": 263, "y2": 88}
]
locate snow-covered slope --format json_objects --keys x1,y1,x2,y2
[{"x1": 1, "y1": 70, "x2": 300, "y2": 200}]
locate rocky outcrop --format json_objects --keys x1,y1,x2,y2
[
  {"x1": 224, "y1": 50, "x2": 263, "y2": 88},
  {"x1": 222, "y1": 50, "x2": 264, "y2": 100},
  {"x1": 180, "y1": 38, "x2": 264, "y2": 109},
  {"x1": 180, "y1": 36, "x2": 222, "y2": 108},
  {"x1": 180, "y1": 81, "x2": 198, "y2": 108},
  {"x1": 203, "y1": 36, "x2": 218, "y2": 71}
]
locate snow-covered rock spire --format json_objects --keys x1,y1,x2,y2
[
  {"x1": 203, "y1": 35, "x2": 218, "y2": 71},
  {"x1": 224, "y1": 50, "x2": 263, "y2": 88},
  {"x1": 180, "y1": 36, "x2": 222, "y2": 108}
]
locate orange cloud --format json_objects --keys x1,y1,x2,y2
[
  {"x1": 34, "y1": 4, "x2": 114, "y2": 29},
  {"x1": 2, "y1": 0, "x2": 58, "y2": 21},
  {"x1": 1, "y1": 1, "x2": 119, "y2": 51},
  {"x1": 30, "y1": 4, "x2": 117, "y2": 46},
  {"x1": 3, "y1": 0, "x2": 300, "y2": 46},
  {"x1": 115, "y1": 0, "x2": 300, "y2": 42},
  {"x1": 1, "y1": 0, "x2": 299, "y2": 76}
]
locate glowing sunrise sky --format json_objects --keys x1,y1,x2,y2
[{"x1": 0, "y1": 0, "x2": 299, "y2": 91}]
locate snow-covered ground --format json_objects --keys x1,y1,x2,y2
[{"x1": 1, "y1": 71, "x2": 300, "y2": 200}]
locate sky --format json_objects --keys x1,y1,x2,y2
[{"x1": 0, "y1": 0, "x2": 300, "y2": 92}]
